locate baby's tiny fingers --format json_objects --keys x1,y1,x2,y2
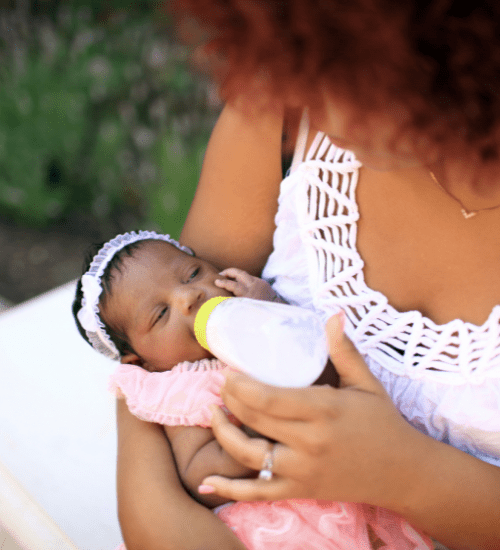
[
  {"x1": 215, "y1": 278, "x2": 244, "y2": 293},
  {"x1": 216, "y1": 278, "x2": 251, "y2": 297},
  {"x1": 219, "y1": 267, "x2": 254, "y2": 283}
]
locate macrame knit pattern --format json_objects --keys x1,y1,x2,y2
[{"x1": 292, "y1": 133, "x2": 500, "y2": 386}]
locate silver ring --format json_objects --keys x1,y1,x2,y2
[{"x1": 258, "y1": 446, "x2": 275, "y2": 481}]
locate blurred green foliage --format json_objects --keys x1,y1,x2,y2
[
  {"x1": 149, "y1": 131, "x2": 206, "y2": 237},
  {"x1": 0, "y1": 1, "x2": 219, "y2": 237}
]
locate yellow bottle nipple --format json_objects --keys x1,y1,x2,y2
[{"x1": 194, "y1": 296, "x2": 231, "y2": 351}]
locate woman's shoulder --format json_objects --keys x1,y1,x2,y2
[{"x1": 289, "y1": 112, "x2": 360, "y2": 175}]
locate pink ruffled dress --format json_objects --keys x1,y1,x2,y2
[{"x1": 109, "y1": 360, "x2": 433, "y2": 550}]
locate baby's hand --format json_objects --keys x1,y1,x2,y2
[{"x1": 215, "y1": 268, "x2": 279, "y2": 302}]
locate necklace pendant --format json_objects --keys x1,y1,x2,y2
[{"x1": 461, "y1": 209, "x2": 477, "y2": 219}]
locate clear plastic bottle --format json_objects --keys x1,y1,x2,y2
[{"x1": 194, "y1": 296, "x2": 328, "y2": 387}]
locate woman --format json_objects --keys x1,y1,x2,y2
[{"x1": 116, "y1": 1, "x2": 500, "y2": 548}]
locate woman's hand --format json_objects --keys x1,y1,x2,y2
[
  {"x1": 200, "y1": 313, "x2": 430, "y2": 511},
  {"x1": 197, "y1": 316, "x2": 500, "y2": 550}
]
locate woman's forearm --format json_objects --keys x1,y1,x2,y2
[
  {"x1": 394, "y1": 434, "x2": 500, "y2": 550},
  {"x1": 116, "y1": 400, "x2": 245, "y2": 550}
]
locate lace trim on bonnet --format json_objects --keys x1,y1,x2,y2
[
  {"x1": 77, "y1": 230, "x2": 193, "y2": 360},
  {"x1": 290, "y1": 118, "x2": 500, "y2": 385}
]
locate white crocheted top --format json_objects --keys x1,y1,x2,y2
[{"x1": 263, "y1": 115, "x2": 500, "y2": 466}]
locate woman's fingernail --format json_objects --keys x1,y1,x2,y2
[{"x1": 198, "y1": 484, "x2": 216, "y2": 494}]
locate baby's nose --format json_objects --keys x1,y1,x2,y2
[{"x1": 176, "y1": 286, "x2": 204, "y2": 314}]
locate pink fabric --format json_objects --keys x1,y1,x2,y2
[
  {"x1": 109, "y1": 359, "x2": 226, "y2": 427},
  {"x1": 218, "y1": 500, "x2": 432, "y2": 550},
  {"x1": 109, "y1": 360, "x2": 432, "y2": 550}
]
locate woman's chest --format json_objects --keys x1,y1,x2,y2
[{"x1": 354, "y1": 170, "x2": 500, "y2": 327}]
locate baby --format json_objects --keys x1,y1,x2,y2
[{"x1": 73, "y1": 230, "x2": 432, "y2": 550}]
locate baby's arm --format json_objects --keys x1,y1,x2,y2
[
  {"x1": 165, "y1": 423, "x2": 256, "y2": 508},
  {"x1": 216, "y1": 267, "x2": 286, "y2": 303}
]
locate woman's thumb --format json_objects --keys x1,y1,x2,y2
[{"x1": 326, "y1": 312, "x2": 382, "y2": 391}]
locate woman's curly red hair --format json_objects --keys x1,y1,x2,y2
[{"x1": 172, "y1": 0, "x2": 500, "y2": 164}]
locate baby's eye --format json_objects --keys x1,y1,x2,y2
[
  {"x1": 154, "y1": 307, "x2": 168, "y2": 325},
  {"x1": 189, "y1": 267, "x2": 200, "y2": 280}
]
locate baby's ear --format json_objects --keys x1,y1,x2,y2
[{"x1": 121, "y1": 353, "x2": 146, "y2": 368}]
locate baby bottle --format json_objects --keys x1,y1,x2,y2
[{"x1": 194, "y1": 296, "x2": 328, "y2": 387}]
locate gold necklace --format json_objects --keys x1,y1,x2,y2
[{"x1": 429, "y1": 170, "x2": 500, "y2": 219}]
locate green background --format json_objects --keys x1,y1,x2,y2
[{"x1": 0, "y1": 0, "x2": 219, "y2": 238}]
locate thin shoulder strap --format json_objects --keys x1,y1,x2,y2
[{"x1": 290, "y1": 109, "x2": 309, "y2": 173}]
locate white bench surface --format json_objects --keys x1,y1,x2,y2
[{"x1": 0, "y1": 282, "x2": 122, "y2": 549}]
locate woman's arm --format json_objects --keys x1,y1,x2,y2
[
  {"x1": 116, "y1": 101, "x2": 284, "y2": 549},
  {"x1": 116, "y1": 400, "x2": 246, "y2": 550},
  {"x1": 202, "y1": 315, "x2": 500, "y2": 550},
  {"x1": 180, "y1": 100, "x2": 284, "y2": 273},
  {"x1": 165, "y1": 424, "x2": 256, "y2": 509}
]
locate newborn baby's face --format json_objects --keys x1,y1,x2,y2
[{"x1": 101, "y1": 241, "x2": 232, "y2": 372}]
